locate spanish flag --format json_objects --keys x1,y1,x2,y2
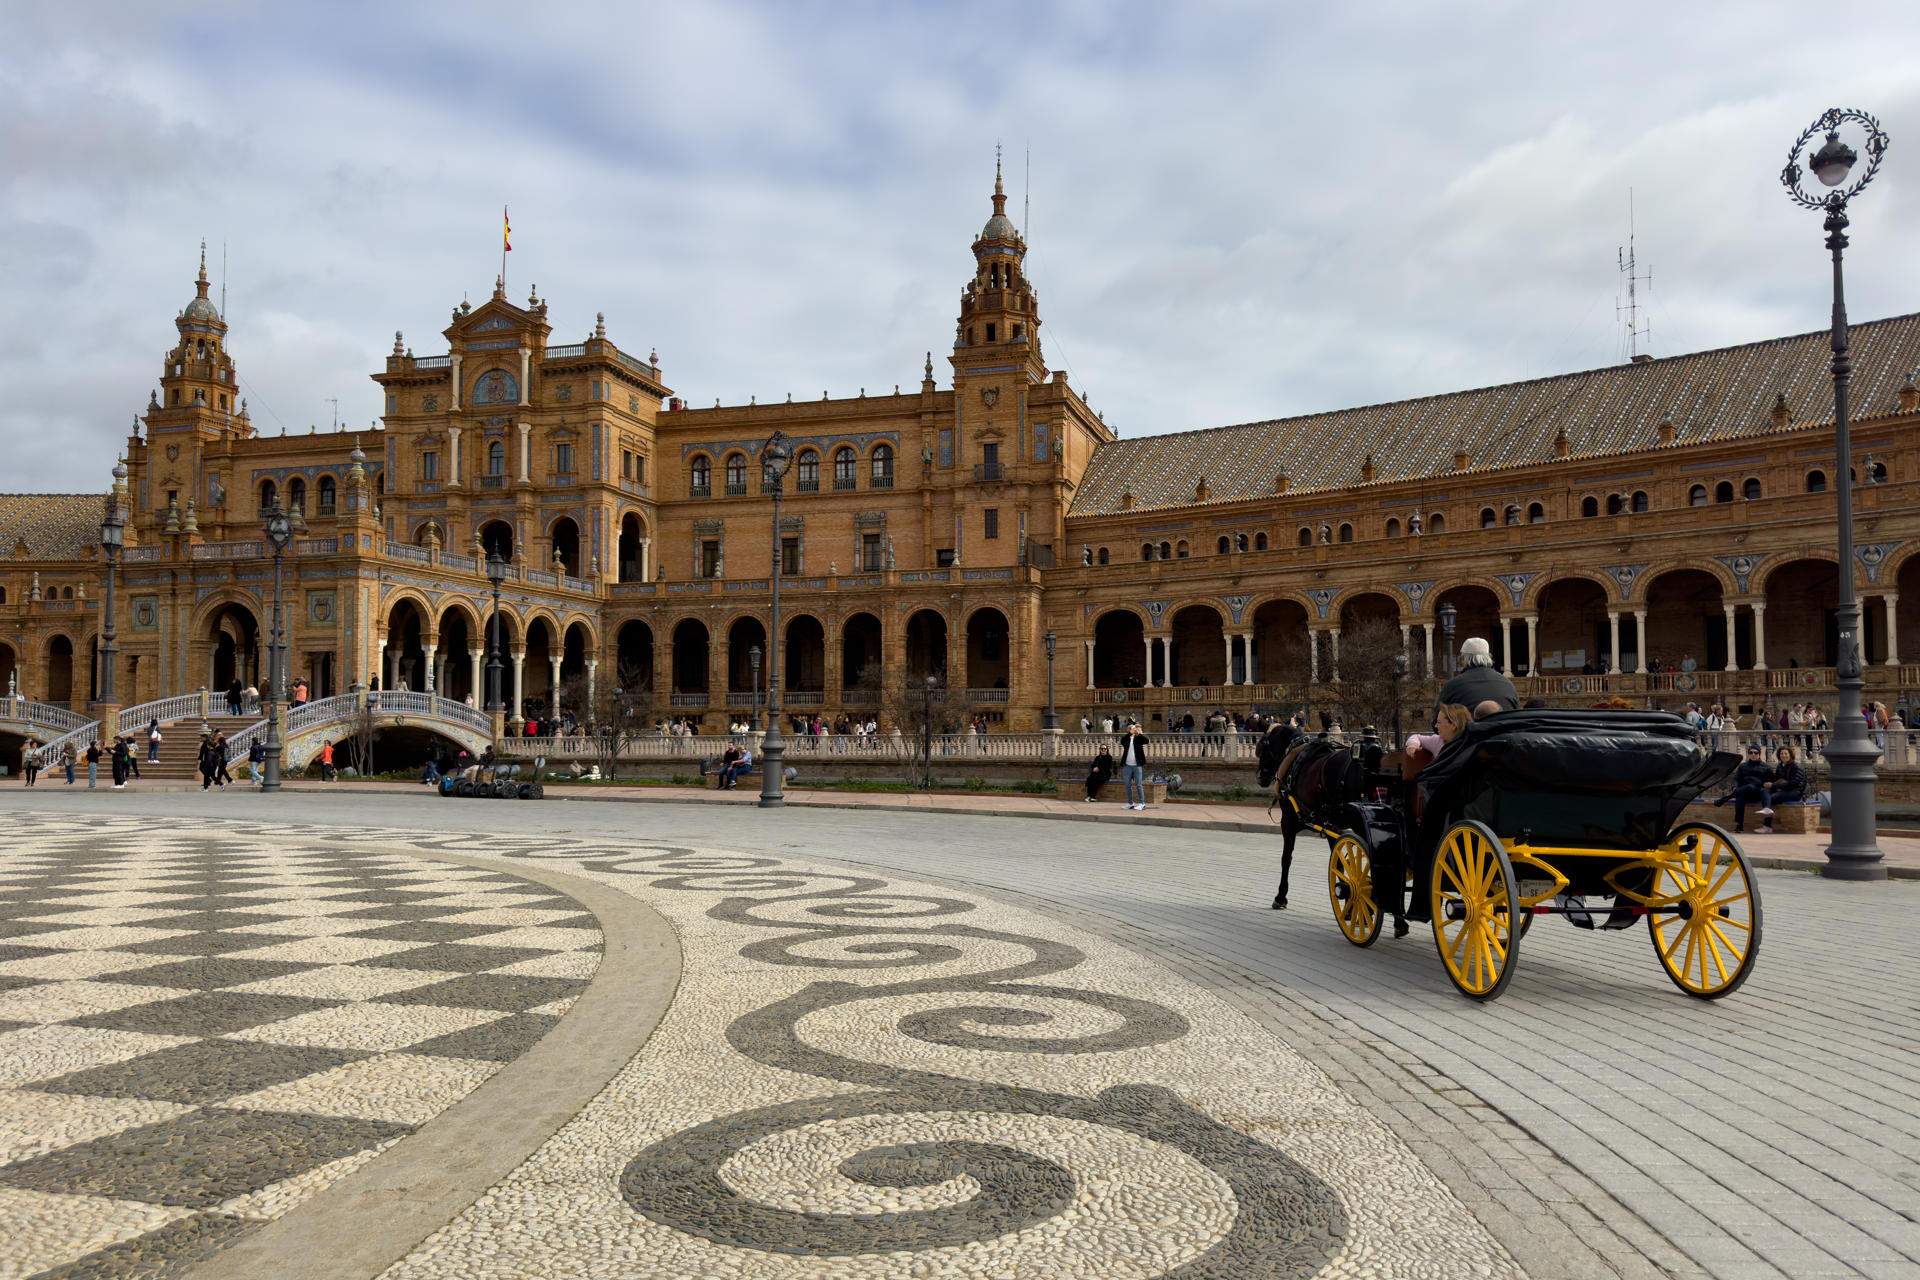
[{"x1": 503, "y1": 206, "x2": 512, "y2": 253}]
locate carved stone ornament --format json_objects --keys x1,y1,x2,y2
[
  {"x1": 165, "y1": 443, "x2": 180, "y2": 462},
  {"x1": 980, "y1": 386, "x2": 1000, "y2": 408}
]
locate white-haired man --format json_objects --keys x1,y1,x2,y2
[{"x1": 1434, "y1": 637, "x2": 1519, "y2": 721}]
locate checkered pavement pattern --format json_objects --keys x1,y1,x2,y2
[{"x1": 0, "y1": 816, "x2": 602, "y2": 1279}]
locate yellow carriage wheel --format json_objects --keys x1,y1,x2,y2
[
  {"x1": 1431, "y1": 820, "x2": 1521, "y2": 1001},
  {"x1": 1649, "y1": 823, "x2": 1761, "y2": 999},
  {"x1": 1327, "y1": 832, "x2": 1383, "y2": 947}
]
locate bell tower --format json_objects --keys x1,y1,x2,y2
[
  {"x1": 153, "y1": 242, "x2": 244, "y2": 434},
  {"x1": 952, "y1": 152, "x2": 1046, "y2": 385}
]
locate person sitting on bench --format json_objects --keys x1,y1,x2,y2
[
  {"x1": 1085, "y1": 744, "x2": 1114, "y2": 801},
  {"x1": 718, "y1": 744, "x2": 753, "y2": 790},
  {"x1": 1753, "y1": 745, "x2": 1806, "y2": 834}
]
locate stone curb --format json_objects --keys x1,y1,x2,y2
[{"x1": 179, "y1": 845, "x2": 682, "y2": 1280}]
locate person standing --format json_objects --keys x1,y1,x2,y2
[
  {"x1": 248, "y1": 736, "x2": 267, "y2": 788},
  {"x1": 147, "y1": 720, "x2": 162, "y2": 763},
  {"x1": 22, "y1": 739, "x2": 40, "y2": 787},
  {"x1": 198, "y1": 735, "x2": 222, "y2": 790},
  {"x1": 109, "y1": 736, "x2": 127, "y2": 789},
  {"x1": 226, "y1": 679, "x2": 245, "y2": 716},
  {"x1": 61, "y1": 741, "x2": 76, "y2": 785},
  {"x1": 84, "y1": 739, "x2": 101, "y2": 789},
  {"x1": 318, "y1": 740, "x2": 337, "y2": 782},
  {"x1": 1117, "y1": 720, "x2": 1150, "y2": 812}
]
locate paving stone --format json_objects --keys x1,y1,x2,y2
[
  {"x1": 33, "y1": 1038, "x2": 370, "y2": 1106},
  {"x1": 373, "y1": 973, "x2": 587, "y2": 1013},
  {"x1": 67, "y1": 991, "x2": 341, "y2": 1038}
]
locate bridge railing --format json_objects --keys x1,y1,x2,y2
[
  {"x1": 117, "y1": 693, "x2": 211, "y2": 734},
  {"x1": 26, "y1": 721, "x2": 101, "y2": 766},
  {"x1": 3, "y1": 698, "x2": 92, "y2": 733}
]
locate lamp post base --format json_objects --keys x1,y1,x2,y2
[
  {"x1": 1821, "y1": 729, "x2": 1886, "y2": 880},
  {"x1": 758, "y1": 723, "x2": 786, "y2": 807}
]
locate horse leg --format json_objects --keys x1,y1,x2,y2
[{"x1": 1272, "y1": 810, "x2": 1295, "y2": 909}]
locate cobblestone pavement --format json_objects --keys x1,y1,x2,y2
[
  {"x1": 5, "y1": 791, "x2": 1917, "y2": 1280},
  {"x1": 0, "y1": 813, "x2": 603, "y2": 1279}
]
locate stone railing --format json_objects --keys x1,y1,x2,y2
[
  {"x1": 544, "y1": 343, "x2": 587, "y2": 359},
  {"x1": 413, "y1": 354, "x2": 451, "y2": 369},
  {"x1": 3, "y1": 698, "x2": 92, "y2": 733},
  {"x1": 190, "y1": 541, "x2": 264, "y2": 560},
  {"x1": 116, "y1": 693, "x2": 214, "y2": 733},
  {"x1": 387, "y1": 542, "x2": 433, "y2": 565}
]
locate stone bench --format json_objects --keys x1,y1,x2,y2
[
  {"x1": 1679, "y1": 800, "x2": 1819, "y2": 834},
  {"x1": 1092, "y1": 779, "x2": 1169, "y2": 805}
]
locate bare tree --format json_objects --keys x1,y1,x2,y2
[
  {"x1": 1332, "y1": 616, "x2": 1410, "y2": 737},
  {"x1": 558, "y1": 661, "x2": 653, "y2": 780},
  {"x1": 342, "y1": 693, "x2": 376, "y2": 776}
]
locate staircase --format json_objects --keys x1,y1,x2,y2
[{"x1": 132, "y1": 715, "x2": 261, "y2": 784}]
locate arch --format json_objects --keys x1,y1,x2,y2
[
  {"x1": 618, "y1": 511, "x2": 647, "y2": 582},
  {"x1": 841, "y1": 612, "x2": 883, "y2": 691},
  {"x1": 0, "y1": 641, "x2": 13, "y2": 697},
  {"x1": 1897, "y1": 556, "x2": 1920, "y2": 670},
  {"x1": 670, "y1": 618, "x2": 710, "y2": 695},
  {"x1": 1236, "y1": 532, "x2": 1250, "y2": 553},
  {"x1": 1605, "y1": 493, "x2": 1625, "y2": 516},
  {"x1": 1430, "y1": 584, "x2": 1505, "y2": 671},
  {"x1": 1337, "y1": 590, "x2": 1399, "y2": 629},
  {"x1": 434, "y1": 605, "x2": 479, "y2": 704},
  {"x1": 1384, "y1": 518, "x2": 1401, "y2": 538},
  {"x1": 904, "y1": 609, "x2": 948, "y2": 681},
  {"x1": 478, "y1": 519, "x2": 514, "y2": 562},
  {"x1": 723, "y1": 451, "x2": 748, "y2": 495},
  {"x1": 1503, "y1": 504, "x2": 1521, "y2": 526},
  {"x1": 690, "y1": 454, "x2": 713, "y2": 496},
  {"x1": 1631, "y1": 490, "x2": 1649, "y2": 513},
  {"x1": 1092, "y1": 609, "x2": 1146, "y2": 688},
  {"x1": 1688, "y1": 484, "x2": 1708, "y2": 507},
  {"x1": 259, "y1": 478, "x2": 277, "y2": 513},
  {"x1": 1142, "y1": 542, "x2": 1157, "y2": 561},
  {"x1": 613, "y1": 619, "x2": 656, "y2": 698},
  {"x1": 1805, "y1": 469, "x2": 1827, "y2": 493},
  {"x1": 1581, "y1": 495, "x2": 1599, "y2": 517},
  {"x1": 869, "y1": 442, "x2": 895, "y2": 486},
  {"x1": 1535, "y1": 577, "x2": 1611, "y2": 675},
  {"x1": 1645, "y1": 567, "x2": 1728, "y2": 672},
  {"x1": 45, "y1": 635, "x2": 75, "y2": 706},
  {"x1": 202, "y1": 601, "x2": 261, "y2": 694},
  {"x1": 317, "y1": 475, "x2": 337, "y2": 514},
  {"x1": 1297, "y1": 527, "x2": 1311, "y2": 547},
  {"x1": 965, "y1": 607, "x2": 1010, "y2": 691},
  {"x1": 288, "y1": 476, "x2": 307, "y2": 514},
  {"x1": 1337, "y1": 523, "x2": 1353, "y2": 543},
  {"x1": 410, "y1": 519, "x2": 442, "y2": 547},
  {"x1": 1250, "y1": 599, "x2": 1309, "y2": 686},
  {"x1": 486, "y1": 440, "x2": 506, "y2": 478},
  {"x1": 1761, "y1": 558, "x2": 1839, "y2": 669},
  {"x1": 472, "y1": 368, "x2": 519, "y2": 405},
  {"x1": 1096, "y1": 547, "x2": 1109, "y2": 565},
  {"x1": 383, "y1": 597, "x2": 430, "y2": 693},
  {"x1": 549, "y1": 516, "x2": 581, "y2": 576},
  {"x1": 1174, "y1": 539, "x2": 1190, "y2": 559},
  {"x1": 1527, "y1": 502, "x2": 1545, "y2": 524},
  {"x1": 1480, "y1": 507, "x2": 1496, "y2": 529},
  {"x1": 1254, "y1": 531, "x2": 1268, "y2": 551},
  {"x1": 1158, "y1": 540, "x2": 1172, "y2": 560},
  {"x1": 1428, "y1": 512, "x2": 1446, "y2": 534},
  {"x1": 1714, "y1": 480, "x2": 1735, "y2": 504},
  {"x1": 784, "y1": 614, "x2": 826, "y2": 693},
  {"x1": 1744, "y1": 477, "x2": 1763, "y2": 500},
  {"x1": 726, "y1": 615, "x2": 768, "y2": 694},
  {"x1": 1521, "y1": 570, "x2": 1614, "y2": 610},
  {"x1": 795, "y1": 449, "x2": 820, "y2": 491},
  {"x1": 832, "y1": 447, "x2": 856, "y2": 489},
  {"x1": 1169, "y1": 604, "x2": 1226, "y2": 685},
  {"x1": 561, "y1": 618, "x2": 594, "y2": 703},
  {"x1": 1216, "y1": 535, "x2": 1231, "y2": 555}
]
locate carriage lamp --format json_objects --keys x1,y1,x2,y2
[{"x1": 1781, "y1": 106, "x2": 1890, "y2": 881}]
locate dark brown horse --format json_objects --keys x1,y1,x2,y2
[{"x1": 1269, "y1": 739, "x2": 1423, "y2": 932}]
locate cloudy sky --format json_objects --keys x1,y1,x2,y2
[{"x1": 3, "y1": 1, "x2": 1916, "y2": 492}]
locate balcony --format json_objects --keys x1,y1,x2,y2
[
  {"x1": 670, "y1": 692, "x2": 709, "y2": 708},
  {"x1": 833, "y1": 476, "x2": 856, "y2": 491},
  {"x1": 691, "y1": 484, "x2": 712, "y2": 499},
  {"x1": 973, "y1": 462, "x2": 1004, "y2": 482},
  {"x1": 725, "y1": 482, "x2": 747, "y2": 497},
  {"x1": 796, "y1": 478, "x2": 820, "y2": 493},
  {"x1": 870, "y1": 473, "x2": 894, "y2": 489},
  {"x1": 414, "y1": 354, "x2": 451, "y2": 370},
  {"x1": 544, "y1": 343, "x2": 587, "y2": 360},
  {"x1": 480, "y1": 474, "x2": 506, "y2": 489}
]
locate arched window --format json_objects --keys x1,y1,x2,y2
[
  {"x1": 288, "y1": 477, "x2": 306, "y2": 512},
  {"x1": 795, "y1": 450, "x2": 820, "y2": 491},
  {"x1": 1744, "y1": 477, "x2": 1762, "y2": 500},
  {"x1": 1298, "y1": 527, "x2": 1312, "y2": 547},
  {"x1": 1504, "y1": 504, "x2": 1521, "y2": 526},
  {"x1": 690, "y1": 456, "x2": 712, "y2": 496},
  {"x1": 1806, "y1": 469, "x2": 1827, "y2": 493},
  {"x1": 1254, "y1": 531, "x2": 1268, "y2": 551},
  {"x1": 869, "y1": 443, "x2": 894, "y2": 487},
  {"x1": 1097, "y1": 547, "x2": 1109, "y2": 565},
  {"x1": 833, "y1": 447, "x2": 856, "y2": 489},
  {"x1": 1337, "y1": 523, "x2": 1353, "y2": 543},
  {"x1": 259, "y1": 479, "x2": 277, "y2": 512},
  {"x1": 1385, "y1": 518, "x2": 1401, "y2": 538},
  {"x1": 1158, "y1": 541, "x2": 1172, "y2": 559},
  {"x1": 1175, "y1": 540, "x2": 1189, "y2": 559},
  {"x1": 1217, "y1": 536, "x2": 1230, "y2": 555},
  {"x1": 61, "y1": 586, "x2": 73, "y2": 600},
  {"x1": 1236, "y1": 532, "x2": 1250, "y2": 552},
  {"x1": 1581, "y1": 495, "x2": 1599, "y2": 517},
  {"x1": 1527, "y1": 502, "x2": 1545, "y2": 524},
  {"x1": 1142, "y1": 543, "x2": 1155, "y2": 561},
  {"x1": 1689, "y1": 484, "x2": 1708, "y2": 507},
  {"x1": 1631, "y1": 490, "x2": 1649, "y2": 513},
  {"x1": 317, "y1": 476, "x2": 336, "y2": 514},
  {"x1": 1480, "y1": 507, "x2": 1497, "y2": 529},
  {"x1": 1605, "y1": 493, "x2": 1624, "y2": 515},
  {"x1": 1867, "y1": 459, "x2": 1889, "y2": 483},
  {"x1": 487, "y1": 441, "x2": 505, "y2": 477},
  {"x1": 724, "y1": 453, "x2": 747, "y2": 495}
]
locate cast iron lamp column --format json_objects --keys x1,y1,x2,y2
[
  {"x1": 759, "y1": 430, "x2": 793, "y2": 807},
  {"x1": 1437, "y1": 602, "x2": 1457, "y2": 681},
  {"x1": 922, "y1": 673, "x2": 937, "y2": 789},
  {"x1": 97, "y1": 500, "x2": 125, "y2": 704},
  {"x1": 1782, "y1": 107, "x2": 1891, "y2": 881},
  {"x1": 748, "y1": 645, "x2": 762, "y2": 734},
  {"x1": 485, "y1": 551, "x2": 506, "y2": 714},
  {"x1": 1043, "y1": 630, "x2": 1059, "y2": 730},
  {"x1": 261, "y1": 505, "x2": 292, "y2": 791}
]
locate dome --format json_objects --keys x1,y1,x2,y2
[
  {"x1": 981, "y1": 213, "x2": 1019, "y2": 241},
  {"x1": 184, "y1": 294, "x2": 220, "y2": 322}
]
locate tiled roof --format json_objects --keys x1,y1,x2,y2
[
  {"x1": 0, "y1": 494, "x2": 105, "y2": 560},
  {"x1": 1069, "y1": 313, "x2": 1920, "y2": 517}
]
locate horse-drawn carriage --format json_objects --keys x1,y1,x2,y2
[{"x1": 1268, "y1": 710, "x2": 1761, "y2": 1001}]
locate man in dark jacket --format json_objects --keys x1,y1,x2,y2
[
  {"x1": 1434, "y1": 637, "x2": 1519, "y2": 720},
  {"x1": 1716, "y1": 743, "x2": 1772, "y2": 833},
  {"x1": 1085, "y1": 745, "x2": 1114, "y2": 801},
  {"x1": 1116, "y1": 722, "x2": 1150, "y2": 811}
]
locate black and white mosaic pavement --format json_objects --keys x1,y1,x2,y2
[{"x1": 0, "y1": 815, "x2": 602, "y2": 1279}]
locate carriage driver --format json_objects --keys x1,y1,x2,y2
[{"x1": 1433, "y1": 637, "x2": 1519, "y2": 725}]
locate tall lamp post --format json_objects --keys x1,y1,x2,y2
[
  {"x1": 1782, "y1": 107, "x2": 1891, "y2": 881},
  {"x1": 261, "y1": 504, "x2": 292, "y2": 791},
  {"x1": 1043, "y1": 630, "x2": 1060, "y2": 730},
  {"x1": 97, "y1": 493, "x2": 125, "y2": 705},
  {"x1": 748, "y1": 645, "x2": 762, "y2": 734},
  {"x1": 1437, "y1": 602, "x2": 1457, "y2": 680},
  {"x1": 922, "y1": 673, "x2": 937, "y2": 789},
  {"x1": 485, "y1": 551, "x2": 506, "y2": 714},
  {"x1": 759, "y1": 430, "x2": 793, "y2": 807}
]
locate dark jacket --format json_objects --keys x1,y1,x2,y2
[
  {"x1": 1088, "y1": 749, "x2": 1114, "y2": 782},
  {"x1": 1731, "y1": 759, "x2": 1773, "y2": 790},
  {"x1": 1435, "y1": 664, "x2": 1520, "y2": 717},
  {"x1": 1768, "y1": 761, "x2": 1808, "y2": 794},
  {"x1": 1115, "y1": 731, "x2": 1149, "y2": 768}
]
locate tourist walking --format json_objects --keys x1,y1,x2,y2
[
  {"x1": 61, "y1": 741, "x2": 76, "y2": 785},
  {"x1": 146, "y1": 720, "x2": 162, "y2": 763},
  {"x1": 22, "y1": 738, "x2": 40, "y2": 787},
  {"x1": 318, "y1": 740, "x2": 337, "y2": 782},
  {"x1": 248, "y1": 737, "x2": 267, "y2": 788},
  {"x1": 84, "y1": 739, "x2": 100, "y2": 789},
  {"x1": 198, "y1": 735, "x2": 223, "y2": 790},
  {"x1": 212, "y1": 734, "x2": 234, "y2": 787},
  {"x1": 1117, "y1": 720, "x2": 1149, "y2": 811}
]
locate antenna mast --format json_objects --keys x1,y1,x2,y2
[
  {"x1": 1616, "y1": 189, "x2": 1652, "y2": 360},
  {"x1": 326, "y1": 398, "x2": 340, "y2": 430},
  {"x1": 1024, "y1": 143, "x2": 1030, "y2": 242},
  {"x1": 219, "y1": 240, "x2": 228, "y2": 319}
]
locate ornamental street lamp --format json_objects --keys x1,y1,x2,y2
[
  {"x1": 759, "y1": 430, "x2": 793, "y2": 807},
  {"x1": 1043, "y1": 630, "x2": 1060, "y2": 730},
  {"x1": 485, "y1": 551, "x2": 506, "y2": 714},
  {"x1": 922, "y1": 673, "x2": 938, "y2": 789},
  {"x1": 261, "y1": 504, "x2": 293, "y2": 791},
  {"x1": 97, "y1": 492, "x2": 125, "y2": 705},
  {"x1": 1781, "y1": 106, "x2": 1892, "y2": 881},
  {"x1": 748, "y1": 644, "x2": 762, "y2": 734},
  {"x1": 1437, "y1": 602, "x2": 1458, "y2": 680}
]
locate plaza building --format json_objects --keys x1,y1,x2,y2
[{"x1": 5, "y1": 168, "x2": 1920, "y2": 762}]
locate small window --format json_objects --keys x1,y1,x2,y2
[
  {"x1": 1097, "y1": 547, "x2": 1109, "y2": 565},
  {"x1": 1298, "y1": 527, "x2": 1312, "y2": 547},
  {"x1": 62, "y1": 586, "x2": 73, "y2": 600},
  {"x1": 1689, "y1": 484, "x2": 1708, "y2": 507},
  {"x1": 936, "y1": 548, "x2": 956, "y2": 567},
  {"x1": 317, "y1": 476, "x2": 336, "y2": 514},
  {"x1": 861, "y1": 533, "x2": 883, "y2": 571},
  {"x1": 1581, "y1": 495, "x2": 1599, "y2": 517},
  {"x1": 985, "y1": 323, "x2": 996, "y2": 342},
  {"x1": 1715, "y1": 481, "x2": 1734, "y2": 503},
  {"x1": 1385, "y1": 518, "x2": 1401, "y2": 538},
  {"x1": 636, "y1": 454, "x2": 647, "y2": 484},
  {"x1": 1480, "y1": 507, "x2": 1496, "y2": 529},
  {"x1": 1236, "y1": 532, "x2": 1250, "y2": 552},
  {"x1": 622, "y1": 450, "x2": 633, "y2": 479},
  {"x1": 1338, "y1": 523, "x2": 1353, "y2": 543},
  {"x1": 1867, "y1": 459, "x2": 1889, "y2": 483},
  {"x1": 1743, "y1": 477, "x2": 1762, "y2": 500},
  {"x1": 1175, "y1": 539, "x2": 1189, "y2": 559},
  {"x1": 259, "y1": 479, "x2": 276, "y2": 512},
  {"x1": 218, "y1": 394, "x2": 227, "y2": 411},
  {"x1": 984, "y1": 509, "x2": 1000, "y2": 540},
  {"x1": 1158, "y1": 540, "x2": 1172, "y2": 559},
  {"x1": 1217, "y1": 536, "x2": 1231, "y2": 555},
  {"x1": 781, "y1": 536, "x2": 800, "y2": 575},
  {"x1": 1631, "y1": 490, "x2": 1649, "y2": 513},
  {"x1": 796, "y1": 451, "x2": 820, "y2": 491},
  {"x1": 1527, "y1": 502, "x2": 1544, "y2": 524},
  {"x1": 870, "y1": 443, "x2": 894, "y2": 487},
  {"x1": 699, "y1": 540, "x2": 721, "y2": 577},
  {"x1": 421, "y1": 451, "x2": 439, "y2": 482},
  {"x1": 1429, "y1": 512, "x2": 1445, "y2": 534},
  {"x1": 555, "y1": 442, "x2": 575, "y2": 474},
  {"x1": 1143, "y1": 543, "x2": 1156, "y2": 561},
  {"x1": 288, "y1": 477, "x2": 306, "y2": 512},
  {"x1": 725, "y1": 453, "x2": 747, "y2": 495},
  {"x1": 1504, "y1": 504, "x2": 1520, "y2": 526},
  {"x1": 833, "y1": 447, "x2": 856, "y2": 489},
  {"x1": 487, "y1": 441, "x2": 505, "y2": 476},
  {"x1": 1606, "y1": 493, "x2": 1625, "y2": 515},
  {"x1": 691, "y1": 456, "x2": 711, "y2": 497},
  {"x1": 1254, "y1": 531, "x2": 1268, "y2": 551},
  {"x1": 1806, "y1": 469, "x2": 1827, "y2": 493}
]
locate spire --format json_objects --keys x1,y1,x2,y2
[
  {"x1": 993, "y1": 142, "x2": 1006, "y2": 216},
  {"x1": 198, "y1": 239, "x2": 208, "y2": 287}
]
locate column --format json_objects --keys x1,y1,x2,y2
[
  {"x1": 1500, "y1": 619, "x2": 1514, "y2": 676},
  {"x1": 1142, "y1": 634, "x2": 1154, "y2": 687},
  {"x1": 1308, "y1": 631, "x2": 1320, "y2": 683},
  {"x1": 468, "y1": 648, "x2": 482, "y2": 703},
  {"x1": 1752, "y1": 603, "x2": 1767, "y2": 670},
  {"x1": 1422, "y1": 624, "x2": 1434, "y2": 676},
  {"x1": 1524, "y1": 615, "x2": 1538, "y2": 678},
  {"x1": 376, "y1": 638, "x2": 388, "y2": 690},
  {"x1": 447, "y1": 426, "x2": 462, "y2": 487},
  {"x1": 517, "y1": 423, "x2": 532, "y2": 483},
  {"x1": 423, "y1": 642, "x2": 437, "y2": 695},
  {"x1": 1158, "y1": 636, "x2": 1172, "y2": 687},
  {"x1": 1724, "y1": 605, "x2": 1739, "y2": 672},
  {"x1": 1329, "y1": 629, "x2": 1340, "y2": 681},
  {"x1": 1884, "y1": 595, "x2": 1900, "y2": 665},
  {"x1": 1399, "y1": 622, "x2": 1411, "y2": 663},
  {"x1": 587, "y1": 657, "x2": 598, "y2": 711},
  {"x1": 1240, "y1": 634, "x2": 1254, "y2": 685},
  {"x1": 1607, "y1": 612, "x2": 1621, "y2": 674},
  {"x1": 518, "y1": 349, "x2": 530, "y2": 405},
  {"x1": 451, "y1": 355, "x2": 461, "y2": 410},
  {"x1": 1085, "y1": 639, "x2": 1095, "y2": 690},
  {"x1": 1222, "y1": 632, "x2": 1234, "y2": 685},
  {"x1": 640, "y1": 537, "x2": 651, "y2": 582},
  {"x1": 549, "y1": 655, "x2": 562, "y2": 716},
  {"x1": 1633, "y1": 610, "x2": 1649, "y2": 675},
  {"x1": 510, "y1": 648, "x2": 525, "y2": 723}
]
